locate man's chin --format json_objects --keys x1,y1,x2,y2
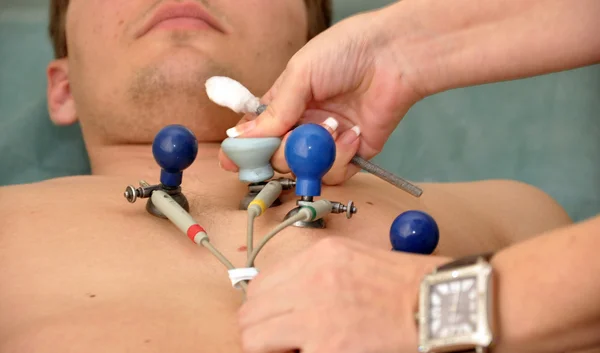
[
  {"x1": 130, "y1": 48, "x2": 226, "y2": 96},
  {"x1": 153, "y1": 45, "x2": 216, "y2": 74}
]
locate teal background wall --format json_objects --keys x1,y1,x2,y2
[{"x1": 1, "y1": 1, "x2": 599, "y2": 222}]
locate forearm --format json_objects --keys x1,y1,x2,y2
[
  {"x1": 379, "y1": 0, "x2": 600, "y2": 96},
  {"x1": 491, "y1": 215, "x2": 600, "y2": 352}
]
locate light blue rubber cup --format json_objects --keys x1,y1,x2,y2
[{"x1": 221, "y1": 137, "x2": 282, "y2": 183}]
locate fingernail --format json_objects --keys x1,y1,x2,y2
[
  {"x1": 340, "y1": 126, "x2": 361, "y2": 145},
  {"x1": 226, "y1": 120, "x2": 256, "y2": 138},
  {"x1": 322, "y1": 117, "x2": 339, "y2": 133}
]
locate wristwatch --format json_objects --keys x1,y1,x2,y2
[{"x1": 416, "y1": 253, "x2": 496, "y2": 353}]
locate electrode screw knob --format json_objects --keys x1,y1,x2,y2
[
  {"x1": 124, "y1": 185, "x2": 139, "y2": 203},
  {"x1": 124, "y1": 181, "x2": 160, "y2": 203},
  {"x1": 331, "y1": 200, "x2": 358, "y2": 219}
]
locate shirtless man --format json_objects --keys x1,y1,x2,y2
[{"x1": 0, "y1": 0, "x2": 572, "y2": 352}]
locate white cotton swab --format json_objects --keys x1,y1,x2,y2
[{"x1": 205, "y1": 76, "x2": 263, "y2": 115}]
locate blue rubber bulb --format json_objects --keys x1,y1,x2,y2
[
  {"x1": 284, "y1": 124, "x2": 336, "y2": 197},
  {"x1": 152, "y1": 125, "x2": 198, "y2": 188},
  {"x1": 390, "y1": 210, "x2": 439, "y2": 255}
]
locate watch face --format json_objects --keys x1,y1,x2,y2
[{"x1": 428, "y1": 276, "x2": 478, "y2": 340}]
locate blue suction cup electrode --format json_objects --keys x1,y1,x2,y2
[
  {"x1": 390, "y1": 210, "x2": 439, "y2": 255},
  {"x1": 284, "y1": 124, "x2": 336, "y2": 197},
  {"x1": 152, "y1": 125, "x2": 199, "y2": 188}
]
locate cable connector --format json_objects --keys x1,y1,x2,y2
[
  {"x1": 150, "y1": 190, "x2": 208, "y2": 244},
  {"x1": 300, "y1": 199, "x2": 333, "y2": 221},
  {"x1": 248, "y1": 180, "x2": 283, "y2": 217}
]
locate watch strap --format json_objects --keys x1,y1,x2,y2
[{"x1": 437, "y1": 252, "x2": 494, "y2": 272}]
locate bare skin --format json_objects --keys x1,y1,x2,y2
[
  {"x1": 3, "y1": 0, "x2": 587, "y2": 351},
  {"x1": 0, "y1": 144, "x2": 571, "y2": 352}
]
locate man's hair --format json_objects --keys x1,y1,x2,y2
[
  {"x1": 305, "y1": 0, "x2": 332, "y2": 42},
  {"x1": 49, "y1": 0, "x2": 332, "y2": 59}
]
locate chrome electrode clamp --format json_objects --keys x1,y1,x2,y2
[
  {"x1": 124, "y1": 181, "x2": 159, "y2": 203},
  {"x1": 284, "y1": 197, "x2": 358, "y2": 229}
]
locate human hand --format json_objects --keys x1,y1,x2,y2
[
  {"x1": 237, "y1": 237, "x2": 450, "y2": 353},
  {"x1": 219, "y1": 7, "x2": 425, "y2": 185}
]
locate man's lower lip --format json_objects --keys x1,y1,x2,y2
[{"x1": 150, "y1": 17, "x2": 214, "y2": 32}]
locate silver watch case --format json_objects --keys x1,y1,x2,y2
[{"x1": 417, "y1": 259, "x2": 494, "y2": 353}]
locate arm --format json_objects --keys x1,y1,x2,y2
[
  {"x1": 381, "y1": 0, "x2": 600, "y2": 96},
  {"x1": 237, "y1": 213, "x2": 599, "y2": 353},
  {"x1": 492, "y1": 215, "x2": 600, "y2": 352}
]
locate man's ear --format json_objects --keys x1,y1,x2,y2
[{"x1": 47, "y1": 59, "x2": 77, "y2": 125}]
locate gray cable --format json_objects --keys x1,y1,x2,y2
[
  {"x1": 147, "y1": 185, "x2": 249, "y2": 294},
  {"x1": 200, "y1": 239, "x2": 248, "y2": 293},
  {"x1": 247, "y1": 212, "x2": 256, "y2": 258},
  {"x1": 200, "y1": 239, "x2": 236, "y2": 269},
  {"x1": 351, "y1": 156, "x2": 423, "y2": 197},
  {"x1": 246, "y1": 213, "x2": 307, "y2": 267}
]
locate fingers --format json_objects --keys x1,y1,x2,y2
[
  {"x1": 222, "y1": 113, "x2": 362, "y2": 185},
  {"x1": 219, "y1": 114, "x2": 255, "y2": 172},
  {"x1": 270, "y1": 117, "x2": 361, "y2": 184},
  {"x1": 226, "y1": 64, "x2": 312, "y2": 138},
  {"x1": 218, "y1": 148, "x2": 238, "y2": 172},
  {"x1": 322, "y1": 126, "x2": 361, "y2": 185},
  {"x1": 239, "y1": 313, "x2": 305, "y2": 353},
  {"x1": 271, "y1": 117, "x2": 339, "y2": 174}
]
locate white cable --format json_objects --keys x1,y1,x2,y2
[{"x1": 228, "y1": 268, "x2": 259, "y2": 289}]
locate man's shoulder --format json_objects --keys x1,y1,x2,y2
[
  {"x1": 1, "y1": 175, "x2": 88, "y2": 189},
  {"x1": 0, "y1": 176, "x2": 104, "y2": 207},
  {"x1": 435, "y1": 179, "x2": 573, "y2": 240}
]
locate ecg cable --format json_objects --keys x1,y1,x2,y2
[{"x1": 151, "y1": 179, "x2": 333, "y2": 299}]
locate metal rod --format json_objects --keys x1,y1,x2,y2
[
  {"x1": 256, "y1": 104, "x2": 267, "y2": 115},
  {"x1": 351, "y1": 156, "x2": 423, "y2": 197}
]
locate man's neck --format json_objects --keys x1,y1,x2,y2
[{"x1": 88, "y1": 142, "x2": 223, "y2": 181}]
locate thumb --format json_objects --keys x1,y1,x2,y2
[{"x1": 226, "y1": 64, "x2": 312, "y2": 138}]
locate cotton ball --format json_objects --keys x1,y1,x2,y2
[{"x1": 205, "y1": 76, "x2": 261, "y2": 114}]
